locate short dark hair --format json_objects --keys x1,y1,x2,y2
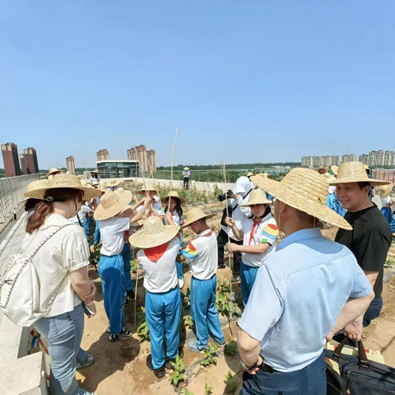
[{"x1": 357, "y1": 182, "x2": 371, "y2": 190}]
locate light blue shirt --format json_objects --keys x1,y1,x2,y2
[{"x1": 238, "y1": 228, "x2": 372, "y2": 373}]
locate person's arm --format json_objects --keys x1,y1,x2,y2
[
  {"x1": 129, "y1": 197, "x2": 152, "y2": 223},
  {"x1": 118, "y1": 197, "x2": 150, "y2": 218},
  {"x1": 224, "y1": 217, "x2": 244, "y2": 240},
  {"x1": 364, "y1": 270, "x2": 379, "y2": 288},
  {"x1": 177, "y1": 242, "x2": 198, "y2": 264},
  {"x1": 229, "y1": 243, "x2": 271, "y2": 254}
]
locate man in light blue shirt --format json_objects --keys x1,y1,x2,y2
[{"x1": 237, "y1": 168, "x2": 375, "y2": 395}]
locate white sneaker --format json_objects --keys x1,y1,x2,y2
[{"x1": 178, "y1": 278, "x2": 184, "y2": 289}]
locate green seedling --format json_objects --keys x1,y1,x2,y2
[
  {"x1": 136, "y1": 307, "x2": 150, "y2": 342},
  {"x1": 224, "y1": 371, "x2": 238, "y2": 393},
  {"x1": 224, "y1": 341, "x2": 238, "y2": 356},
  {"x1": 183, "y1": 315, "x2": 193, "y2": 328},
  {"x1": 205, "y1": 382, "x2": 213, "y2": 395},
  {"x1": 200, "y1": 344, "x2": 218, "y2": 366},
  {"x1": 184, "y1": 390, "x2": 194, "y2": 395},
  {"x1": 169, "y1": 355, "x2": 185, "y2": 387},
  {"x1": 181, "y1": 287, "x2": 191, "y2": 308}
]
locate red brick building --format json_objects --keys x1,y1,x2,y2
[
  {"x1": 1, "y1": 142, "x2": 21, "y2": 177},
  {"x1": 20, "y1": 147, "x2": 39, "y2": 174}
]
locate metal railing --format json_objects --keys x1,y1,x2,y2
[{"x1": 0, "y1": 174, "x2": 40, "y2": 224}]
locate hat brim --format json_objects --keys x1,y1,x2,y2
[
  {"x1": 240, "y1": 199, "x2": 272, "y2": 207},
  {"x1": 129, "y1": 224, "x2": 180, "y2": 249},
  {"x1": 93, "y1": 191, "x2": 132, "y2": 221},
  {"x1": 24, "y1": 186, "x2": 101, "y2": 201},
  {"x1": 161, "y1": 195, "x2": 186, "y2": 205},
  {"x1": 134, "y1": 188, "x2": 160, "y2": 194},
  {"x1": 329, "y1": 177, "x2": 390, "y2": 187},
  {"x1": 181, "y1": 213, "x2": 217, "y2": 229},
  {"x1": 251, "y1": 175, "x2": 352, "y2": 230}
]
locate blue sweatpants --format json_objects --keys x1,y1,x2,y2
[
  {"x1": 190, "y1": 275, "x2": 224, "y2": 349},
  {"x1": 122, "y1": 242, "x2": 133, "y2": 292},
  {"x1": 94, "y1": 220, "x2": 101, "y2": 245},
  {"x1": 381, "y1": 207, "x2": 392, "y2": 224},
  {"x1": 176, "y1": 233, "x2": 184, "y2": 280},
  {"x1": 145, "y1": 287, "x2": 182, "y2": 369},
  {"x1": 241, "y1": 262, "x2": 260, "y2": 306},
  {"x1": 98, "y1": 254, "x2": 125, "y2": 335}
]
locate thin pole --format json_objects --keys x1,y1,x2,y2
[
  {"x1": 222, "y1": 160, "x2": 232, "y2": 270},
  {"x1": 168, "y1": 127, "x2": 179, "y2": 216}
]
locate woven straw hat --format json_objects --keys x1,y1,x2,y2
[
  {"x1": 329, "y1": 162, "x2": 389, "y2": 187},
  {"x1": 240, "y1": 188, "x2": 271, "y2": 206},
  {"x1": 379, "y1": 183, "x2": 394, "y2": 198},
  {"x1": 93, "y1": 190, "x2": 132, "y2": 221},
  {"x1": 91, "y1": 180, "x2": 99, "y2": 187},
  {"x1": 251, "y1": 168, "x2": 352, "y2": 230},
  {"x1": 181, "y1": 207, "x2": 217, "y2": 228},
  {"x1": 246, "y1": 172, "x2": 254, "y2": 177},
  {"x1": 46, "y1": 167, "x2": 62, "y2": 178},
  {"x1": 19, "y1": 179, "x2": 49, "y2": 203},
  {"x1": 24, "y1": 174, "x2": 101, "y2": 201},
  {"x1": 134, "y1": 182, "x2": 159, "y2": 194},
  {"x1": 107, "y1": 179, "x2": 122, "y2": 188},
  {"x1": 330, "y1": 165, "x2": 339, "y2": 176},
  {"x1": 324, "y1": 173, "x2": 336, "y2": 183},
  {"x1": 184, "y1": 167, "x2": 189, "y2": 171},
  {"x1": 129, "y1": 216, "x2": 180, "y2": 249},
  {"x1": 317, "y1": 166, "x2": 326, "y2": 171},
  {"x1": 161, "y1": 191, "x2": 186, "y2": 205}
]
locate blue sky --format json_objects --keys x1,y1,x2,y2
[{"x1": 0, "y1": 1, "x2": 394, "y2": 169}]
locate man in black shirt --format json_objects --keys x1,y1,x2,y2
[{"x1": 332, "y1": 162, "x2": 392, "y2": 333}]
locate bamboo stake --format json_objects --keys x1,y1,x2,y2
[
  {"x1": 170, "y1": 127, "x2": 179, "y2": 189},
  {"x1": 222, "y1": 160, "x2": 233, "y2": 271}
]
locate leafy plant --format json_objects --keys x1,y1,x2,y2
[
  {"x1": 200, "y1": 344, "x2": 218, "y2": 367},
  {"x1": 224, "y1": 341, "x2": 238, "y2": 356},
  {"x1": 184, "y1": 390, "x2": 194, "y2": 395},
  {"x1": 169, "y1": 355, "x2": 185, "y2": 387},
  {"x1": 205, "y1": 382, "x2": 213, "y2": 395},
  {"x1": 183, "y1": 315, "x2": 193, "y2": 328},
  {"x1": 216, "y1": 280, "x2": 241, "y2": 335},
  {"x1": 181, "y1": 287, "x2": 191, "y2": 308},
  {"x1": 130, "y1": 258, "x2": 137, "y2": 273},
  {"x1": 224, "y1": 371, "x2": 238, "y2": 393},
  {"x1": 136, "y1": 307, "x2": 150, "y2": 342}
]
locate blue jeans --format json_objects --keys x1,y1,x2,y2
[
  {"x1": 241, "y1": 352, "x2": 326, "y2": 395},
  {"x1": 145, "y1": 287, "x2": 182, "y2": 369},
  {"x1": 241, "y1": 262, "x2": 260, "y2": 306},
  {"x1": 34, "y1": 304, "x2": 91, "y2": 395},
  {"x1": 190, "y1": 275, "x2": 224, "y2": 349},
  {"x1": 99, "y1": 254, "x2": 125, "y2": 334},
  {"x1": 121, "y1": 242, "x2": 133, "y2": 292}
]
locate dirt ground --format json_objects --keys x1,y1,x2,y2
[{"x1": 75, "y1": 215, "x2": 395, "y2": 395}]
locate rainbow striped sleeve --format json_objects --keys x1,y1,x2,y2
[
  {"x1": 181, "y1": 242, "x2": 199, "y2": 261},
  {"x1": 261, "y1": 223, "x2": 278, "y2": 245}
]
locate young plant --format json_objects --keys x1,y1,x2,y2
[
  {"x1": 181, "y1": 287, "x2": 191, "y2": 308},
  {"x1": 224, "y1": 341, "x2": 238, "y2": 356},
  {"x1": 216, "y1": 280, "x2": 241, "y2": 335},
  {"x1": 205, "y1": 382, "x2": 213, "y2": 395},
  {"x1": 184, "y1": 390, "x2": 194, "y2": 395},
  {"x1": 183, "y1": 315, "x2": 193, "y2": 328},
  {"x1": 200, "y1": 344, "x2": 218, "y2": 366},
  {"x1": 224, "y1": 371, "x2": 238, "y2": 393},
  {"x1": 169, "y1": 355, "x2": 185, "y2": 387},
  {"x1": 136, "y1": 307, "x2": 150, "y2": 342}
]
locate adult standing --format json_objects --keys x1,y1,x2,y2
[
  {"x1": 183, "y1": 167, "x2": 190, "y2": 190},
  {"x1": 237, "y1": 168, "x2": 374, "y2": 395},
  {"x1": 46, "y1": 167, "x2": 63, "y2": 179},
  {"x1": 23, "y1": 174, "x2": 101, "y2": 395},
  {"x1": 332, "y1": 162, "x2": 392, "y2": 328},
  {"x1": 379, "y1": 183, "x2": 394, "y2": 224}
]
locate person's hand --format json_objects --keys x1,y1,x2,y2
[
  {"x1": 144, "y1": 196, "x2": 152, "y2": 205},
  {"x1": 227, "y1": 243, "x2": 239, "y2": 252},
  {"x1": 166, "y1": 211, "x2": 174, "y2": 225},
  {"x1": 86, "y1": 302, "x2": 96, "y2": 318},
  {"x1": 225, "y1": 217, "x2": 235, "y2": 227},
  {"x1": 90, "y1": 244, "x2": 95, "y2": 254},
  {"x1": 229, "y1": 193, "x2": 238, "y2": 199},
  {"x1": 83, "y1": 281, "x2": 97, "y2": 304},
  {"x1": 344, "y1": 319, "x2": 363, "y2": 341},
  {"x1": 247, "y1": 355, "x2": 263, "y2": 375}
]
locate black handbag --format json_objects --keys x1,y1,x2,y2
[
  {"x1": 325, "y1": 337, "x2": 395, "y2": 394},
  {"x1": 326, "y1": 360, "x2": 347, "y2": 395}
]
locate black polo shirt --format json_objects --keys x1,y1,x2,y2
[{"x1": 335, "y1": 205, "x2": 392, "y2": 298}]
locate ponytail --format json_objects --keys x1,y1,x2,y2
[{"x1": 26, "y1": 201, "x2": 54, "y2": 233}]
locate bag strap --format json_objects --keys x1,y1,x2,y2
[
  {"x1": 334, "y1": 337, "x2": 370, "y2": 368},
  {"x1": 231, "y1": 188, "x2": 254, "y2": 210}
]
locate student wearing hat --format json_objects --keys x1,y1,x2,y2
[
  {"x1": 22, "y1": 174, "x2": 101, "y2": 395},
  {"x1": 94, "y1": 190, "x2": 150, "y2": 341},
  {"x1": 237, "y1": 169, "x2": 374, "y2": 395},
  {"x1": 332, "y1": 162, "x2": 392, "y2": 329},
  {"x1": 379, "y1": 183, "x2": 394, "y2": 224},
  {"x1": 129, "y1": 216, "x2": 182, "y2": 379},
  {"x1": 46, "y1": 167, "x2": 63, "y2": 179},
  {"x1": 317, "y1": 166, "x2": 326, "y2": 175},
  {"x1": 134, "y1": 182, "x2": 164, "y2": 216},
  {"x1": 225, "y1": 189, "x2": 278, "y2": 305},
  {"x1": 176, "y1": 207, "x2": 225, "y2": 352},
  {"x1": 161, "y1": 191, "x2": 186, "y2": 288},
  {"x1": 21, "y1": 179, "x2": 49, "y2": 219},
  {"x1": 183, "y1": 167, "x2": 190, "y2": 190},
  {"x1": 324, "y1": 173, "x2": 346, "y2": 217},
  {"x1": 107, "y1": 179, "x2": 122, "y2": 191}
]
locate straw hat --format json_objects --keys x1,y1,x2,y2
[
  {"x1": 323, "y1": 173, "x2": 336, "y2": 183},
  {"x1": 251, "y1": 168, "x2": 352, "y2": 230},
  {"x1": 246, "y1": 172, "x2": 254, "y2": 177},
  {"x1": 94, "y1": 190, "x2": 132, "y2": 221},
  {"x1": 161, "y1": 191, "x2": 186, "y2": 205},
  {"x1": 181, "y1": 207, "x2": 217, "y2": 228},
  {"x1": 19, "y1": 179, "x2": 49, "y2": 203},
  {"x1": 134, "y1": 182, "x2": 159, "y2": 194},
  {"x1": 184, "y1": 167, "x2": 189, "y2": 171},
  {"x1": 24, "y1": 174, "x2": 101, "y2": 201},
  {"x1": 107, "y1": 179, "x2": 122, "y2": 188},
  {"x1": 240, "y1": 188, "x2": 271, "y2": 206},
  {"x1": 46, "y1": 167, "x2": 62, "y2": 178},
  {"x1": 329, "y1": 165, "x2": 338, "y2": 176},
  {"x1": 131, "y1": 219, "x2": 145, "y2": 227},
  {"x1": 129, "y1": 216, "x2": 180, "y2": 249},
  {"x1": 379, "y1": 183, "x2": 394, "y2": 198},
  {"x1": 91, "y1": 180, "x2": 99, "y2": 187},
  {"x1": 317, "y1": 166, "x2": 326, "y2": 171},
  {"x1": 329, "y1": 162, "x2": 389, "y2": 187}
]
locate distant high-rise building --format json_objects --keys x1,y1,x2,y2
[
  {"x1": 97, "y1": 149, "x2": 109, "y2": 161},
  {"x1": 1, "y1": 142, "x2": 21, "y2": 177},
  {"x1": 20, "y1": 147, "x2": 39, "y2": 174},
  {"x1": 66, "y1": 156, "x2": 75, "y2": 174},
  {"x1": 147, "y1": 149, "x2": 157, "y2": 173}
]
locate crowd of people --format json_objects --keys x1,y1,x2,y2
[{"x1": 16, "y1": 161, "x2": 393, "y2": 395}]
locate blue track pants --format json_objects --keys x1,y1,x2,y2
[
  {"x1": 241, "y1": 262, "x2": 260, "y2": 306},
  {"x1": 121, "y1": 242, "x2": 133, "y2": 292}
]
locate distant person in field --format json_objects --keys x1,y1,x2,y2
[
  {"x1": 317, "y1": 166, "x2": 326, "y2": 175},
  {"x1": 378, "y1": 183, "x2": 394, "y2": 224},
  {"x1": 46, "y1": 167, "x2": 63, "y2": 179},
  {"x1": 183, "y1": 167, "x2": 190, "y2": 190},
  {"x1": 324, "y1": 173, "x2": 346, "y2": 217},
  {"x1": 332, "y1": 162, "x2": 392, "y2": 329}
]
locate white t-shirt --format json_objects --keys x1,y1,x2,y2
[
  {"x1": 137, "y1": 237, "x2": 179, "y2": 293},
  {"x1": 221, "y1": 194, "x2": 251, "y2": 239},
  {"x1": 183, "y1": 170, "x2": 190, "y2": 178},
  {"x1": 381, "y1": 196, "x2": 392, "y2": 208},
  {"x1": 21, "y1": 213, "x2": 90, "y2": 317},
  {"x1": 181, "y1": 229, "x2": 218, "y2": 280},
  {"x1": 241, "y1": 212, "x2": 278, "y2": 267},
  {"x1": 69, "y1": 203, "x2": 91, "y2": 224},
  {"x1": 99, "y1": 217, "x2": 130, "y2": 256}
]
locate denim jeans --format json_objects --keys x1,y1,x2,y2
[
  {"x1": 241, "y1": 352, "x2": 326, "y2": 395},
  {"x1": 34, "y1": 303, "x2": 91, "y2": 395}
]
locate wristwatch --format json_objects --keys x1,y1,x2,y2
[{"x1": 240, "y1": 355, "x2": 263, "y2": 371}]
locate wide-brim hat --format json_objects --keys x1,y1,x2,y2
[
  {"x1": 134, "y1": 182, "x2": 159, "y2": 194},
  {"x1": 329, "y1": 162, "x2": 389, "y2": 187},
  {"x1": 107, "y1": 179, "x2": 122, "y2": 188},
  {"x1": 240, "y1": 188, "x2": 271, "y2": 206},
  {"x1": 46, "y1": 167, "x2": 63, "y2": 178},
  {"x1": 379, "y1": 183, "x2": 394, "y2": 198},
  {"x1": 129, "y1": 216, "x2": 180, "y2": 249},
  {"x1": 323, "y1": 173, "x2": 336, "y2": 183},
  {"x1": 329, "y1": 165, "x2": 339, "y2": 176},
  {"x1": 24, "y1": 174, "x2": 101, "y2": 201},
  {"x1": 94, "y1": 190, "x2": 132, "y2": 221},
  {"x1": 184, "y1": 167, "x2": 189, "y2": 171},
  {"x1": 91, "y1": 181, "x2": 99, "y2": 187},
  {"x1": 19, "y1": 179, "x2": 49, "y2": 203},
  {"x1": 251, "y1": 168, "x2": 352, "y2": 230},
  {"x1": 317, "y1": 166, "x2": 326, "y2": 172},
  {"x1": 161, "y1": 191, "x2": 186, "y2": 205},
  {"x1": 246, "y1": 172, "x2": 254, "y2": 177},
  {"x1": 181, "y1": 207, "x2": 217, "y2": 228},
  {"x1": 131, "y1": 219, "x2": 145, "y2": 227}
]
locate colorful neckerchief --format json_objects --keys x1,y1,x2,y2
[
  {"x1": 144, "y1": 243, "x2": 169, "y2": 262},
  {"x1": 248, "y1": 218, "x2": 263, "y2": 246}
]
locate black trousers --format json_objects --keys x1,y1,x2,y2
[
  {"x1": 217, "y1": 228, "x2": 243, "y2": 275},
  {"x1": 183, "y1": 177, "x2": 189, "y2": 190}
]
